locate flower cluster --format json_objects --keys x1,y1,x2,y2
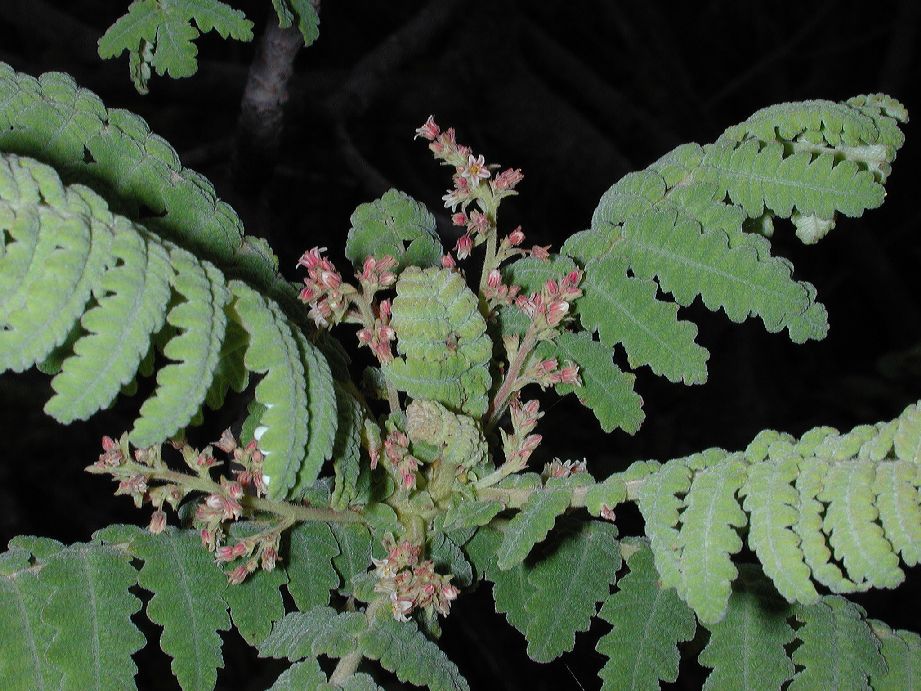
[
  {"x1": 543, "y1": 458, "x2": 588, "y2": 479},
  {"x1": 217, "y1": 528, "x2": 283, "y2": 585},
  {"x1": 526, "y1": 356, "x2": 581, "y2": 389},
  {"x1": 515, "y1": 269, "x2": 584, "y2": 332},
  {"x1": 373, "y1": 536, "x2": 460, "y2": 621},
  {"x1": 382, "y1": 429, "x2": 421, "y2": 490},
  {"x1": 297, "y1": 247, "x2": 352, "y2": 327},
  {"x1": 356, "y1": 298, "x2": 395, "y2": 363}
]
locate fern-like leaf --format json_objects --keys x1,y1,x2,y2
[
  {"x1": 635, "y1": 459, "x2": 692, "y2": 589},
  {"x1": 790, "y1": 596, "x2": 885, "y2": 690},
  {"x1": 267, "y1": 658, "x2": 327, "y2": 690},
  {"x1": 40, "y1": 543, "x2": 146, "y2": 690},
  {"x1": 698, "y1": 565, "x2": 795, "y2": 690},
  {"x1": 130, "y1": 246, "x2": 229, "y2": 447},
  {"x1": 119, "y1": 527, "x2": 231, "y2": 691},
  {"x1": 359, "y1": 609, "x2": 470, "y2": 691},
  {"x1": 345, "y1": 189, "x2": 443, "y2": 271},
  {"x1": 330, "y1": 523, "x2": 373, "y2": 596},
  {"x1": 292, "y1": 328, "x2": 338, "y2": 493},
  {"x1": 330, "y1": 384, "x2": 365, "y2": 510},
  {"x1": 98, "y1": 0, "x2": 254, "y2": 93},
  {"x1": 386, "y1": 267, "x2": 491, "y2": 416},
  {"x1": 596, "y1": 545, "x2": 696, "y2": 691}
]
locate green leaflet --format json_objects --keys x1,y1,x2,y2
[
  {"x1": 40, "y1": 544, "x2": 146, "y2": 691},
  {"x1": 502, "y1": 255, "x2": 577, "y2": 294},
  {"x1": 429, "y1": 532, "x2": 474, "y2": 587},
  {"x1": 494, "y1": 486, "x2": 571, "y2": 570},
  {"x1": 487, "y1": 522, "x2": 621, "y2": 663},
  {"x1": 895, "y1": 402, "x2": 921, "y2": 461},
  {"x1": 286, "y1": 523, "x2": 340, "y2": 611},
  {"x1": 231, "y1": 281, "x2": 311, "y2": 498},
  {"x1": 741, "y1": 454, "x2": 819, "y2": 604},
  {"x1": 122, "y1": 528, "x2": 231, "y2": 691},
  {"x1": 360, "y1": 609, "x2": 470, "y2": 691},
  {"x1": 874, "y1": 460, "x2": 921, "y2": 566},
  {"x1": 385, "y1": 268, "x2": 491, "y2": 416},
  {"x1": 871, "y1": 623, "x2": 921, "y2": 690},
  {"x1": 790, "y1": 597, "x2": 886, "y2": 690},
  {"x1": 98, "y1": 0, "x2": 254, "y2": 93},
  {"x1": 292, "y1": 328, "x2": 338, "y2": 493},
  {"x1": 130, "y1": 245, "x2": 229, "y2": 447},
  {"x1": 329, "y1": 523, "x2": 373, "y2": 596},
  {"x1": 345, "y1": 189, "x2": 443, "y2": 271},
  {"x1": 259, "y1": 607, "x2": 366, "y2": 661},
  {"x1": 574, "y1": 255, "x2": 709, "y2": 384},
  {"x1": 699, "y1": 139, "x2": 884, "y2": 220},
  {"x1": 636, "y1": 459, "x2": 693, "y2": 589},
  {"x1": 0, "y1": 64, "x2": 285, "y2": 296},
  {"x1": 597, "y1": 546, "x2": 696, "y2": 691},
  {"x1": 267, "y1": 658, "x2": 327, "y2": 690},
  {"x1": 0, "y1": 162, "x2": 114, "y2": 375},
  {"x1": 677, "y1": 456, "x2": 748, "y2": 624},
  {"x1": 698, "y1": 566, "x2": 795, "y2": 690},
  {"x1": 202, "y1": 306, "x2": 249, "y2": 410},
  {"x1": 45, "y1": 228, "x2": 172, "y2": 423},
  {"x1": 442, "y1": 500, "x2": 504, "y2": 532},
  {"x1": 272, "y1": 0, "x2": 321, "y2": 46},
  {"x1": 538, "y1": 331, "x2": 644, "y2": 434},
  {"x1": 330, "y1": 384, "x2": 365, "y2": 510}
]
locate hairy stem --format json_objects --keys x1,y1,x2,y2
[
  {"x1": 329, "y1": 597, "x2": 385, "y2": 684},
  {"x1": 486, "y1": 324, "x2": 539, "y2": 430}
]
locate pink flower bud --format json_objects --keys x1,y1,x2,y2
[
  {"x1": 261, "y1": 547, "x2": 278, "y2": 571},
  {"x1": 455, "y1": 234, "x2": 473, "y2": 259},
  {"x1": 452, "y1": 212, "x2": 468, "y2": 226},
  {"x1": 546, "y1": 300, "x2": 570, "y2": 326},
  {"x1": 216, "y1": 545, "x2": 236, "y2": 563},
  {"x1": 441, "y1": 254, "x2": 456, "y2": 268},
  {"x1": 531, "y1": 244, "x2": 551, "y2": 261},
  {"x1": 228, "y1": 564, "x2": 250, "y2": 585},
  {"x1": 357, "y1": 328, "x2": 372, "y2": 344},
  {"x1": 214, "y1": 429, "x2": 237, "y2": 454},
  {"x1": 379, "y1": 299, "x2": 392, "y2": 319},
  {"x1": 487, "y1": 269, "x2": 502, "y2": 290},
  {"x1": 508, "y1": 226, "x2": 525, "y2": 246},
  {"x1": 149, "y1": 510, "x2": 167, "y2": 534}
]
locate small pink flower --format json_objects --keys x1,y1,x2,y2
[
  {"x1": 492, "y1": 168, "x2": 524, "y2": 191},
  {"x1": 414, "y1": 115, "x2": 440, "y2": 141},
  {"x1": 228, "y1": 564, "x2": 250, "y2": 585},
  {"x1": 451, "y1": 212, "x2": 468, "y2": 226},
  {"x1": 214, "y1": 429, "x2": 237, "y2": 454},
  {"x1": 508, "y1": 226, "x2": 525, "y2": 246},
  {"x1": 600, "y1": 505, "x2": 616, "y2": 522},
  {"x1": 468, "y1": 210, "x2": 490, "y2": 235},
  {"x1": 216, "y1": 545, "x2": 236, "y2": 563},
  {"x1": 461, "y1": 154, "x2": 491, "y2": 184},
  {"x1": 546, "y1": 299, "x2": 570, "y2": 326},
  {"x1": 487, "y1": 269, "x2": 502, "y2": 290}
]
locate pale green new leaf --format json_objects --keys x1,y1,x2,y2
[
  {"x1": 790, "y1": 597, "x2": 885, "y2": 690},
  {"x1": 98, "y1": 0, "x2": 254, "y2": 92},
  {"x1": 698, "y1": 566, "x2": 795, "y2": 690},
  {"x1": 820, "y1": 460, "x2": 904, "y2": 589},
  {"x1": 895, "y1": 402, "x2": 921, "y2": 462},
  {"x1": 130, "y1": 245, "x2": 229, "y2": 446},
  {"x1": 40, "y1": 544, "x2": 145, "y2": 691},
  {"x1": 385, "y1": 268, "x2": 491, "y2": 416},
  {"x1": 635, "y1": 459, "x2": 693, "y2": 589},
  {"x1": 272, "y1": 0, "x2": 320, "y2": 46},
  {"x1": 494, "y1": 487, "x2": 571, "y2": 570},
  {"x1": 677, "y1": 457, "x2": 748, "y2": 624},
  {"x1": 345, "y1": 189, "x2": 442, "y2": 271},
  {"x1": 741, "y1": 454, "x2": 819, "y2": 604},
  {"x1": 597, "y1": 546, "x2": 696, "y2": 691},
  {"x1": 286, "y1": 523, "x2": 340, "y2": 610},
  {"x1": 874, "y1": 460, "x2": 921, "y2": 566},
  {"x1": 360, "y1": 610, "x2": 470, "y2": 691},
  {"x1": 259, "y1": 607, "x2": 365, "y2": 661},
  {"x1": 231, "y1": 281, "x2": 310, "y2": 498}
]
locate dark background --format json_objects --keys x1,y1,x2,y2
[{"x1": 1, "y1": 1, "x2": 920, "y2": 688}]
